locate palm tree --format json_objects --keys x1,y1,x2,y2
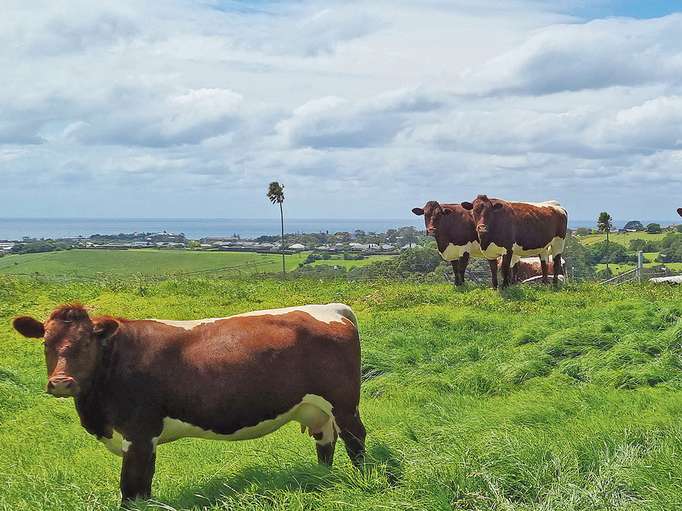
[
  {"x1": 267, "y1": 181, "x2": 286, "y2": 275},
  {"x1": 597, "y1": 211, "x2": 613, "y2": 274}
]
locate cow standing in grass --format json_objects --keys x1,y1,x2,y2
[
  {"x1": 412, "y1": 201, "x2": 502, "y2": 287},
  {"x1": 462, "y1": 195, "x2": 568, "y2": 288},
  {"x1": 12, "y1": 303, "x2": 366, "y2": 505}
]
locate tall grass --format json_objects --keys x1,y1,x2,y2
[{"x1": 1, "y1": 277, "x2": 682, "y2": 510}]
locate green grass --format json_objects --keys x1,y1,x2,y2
[
  {"x1": 2, "y1": 278, "x2": 682, "y2": 510},
  {"x1": 578, "y1": 232, "x2": 667, "y2": 247},
  {"x1": 309, "y1": 255, "x2": 395, "y2": 269},
  {"x1": 595, "y1": 261, "x2": 682, "y2": 275},
  {"x1": 0, "y1": 249, "x2": 310, "y2": 278}
]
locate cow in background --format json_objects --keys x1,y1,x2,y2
[
  {"x1": 462, "y1": 195, "x2": 568, "y2": 288},
  {"x1": 412, "y1": 201, "x2": 503, "y2": 287},
  {"x1": 511, "y1": 256, "x2": 566, "y2": 283}
]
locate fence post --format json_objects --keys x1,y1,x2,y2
[{"x1": 637, "y1": 250, "x2": 643, "y2": 283}]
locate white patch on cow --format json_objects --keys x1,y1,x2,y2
[
  {"x1": 98, "y1": 430, "x2": 132, "y2": 456},
  {"x1": 480, "y1": 242, "x2": 508, "y2": 260},
  {"x1": 516, "y1": 200, "x2": 566, "y2": 214},
  {"x1": 439, "y1": 241, "x2": 485, "y2": 261},
  {"x1": 511, "y1": 236, "x2": 565, "y2": 260},
  {"x1": 233, "y1": 304, "x2": 355, "y2": 327},
  {"x1": 151, "y1": 303, "x2": 356, "y2": 331},
  {"x1": 149, "y1": 394, "x2": 336, "y2": 451}
]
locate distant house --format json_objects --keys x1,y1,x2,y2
[{"x1": 289, "y1": 243, "x2": 306, "y2": 251}]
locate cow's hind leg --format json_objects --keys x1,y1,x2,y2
[
  {"x1": 313, "y1": 418, "x2": 338, "y2": 466},
  {"x1": 553, "y1": 254, "x2": 564, "y2": 286},
  {"x1": 540, "y1": 256, "x2": 549, "y2": 284},
  {"x1": 336, "y1": 408, "x2": 366, "y2": 467}
]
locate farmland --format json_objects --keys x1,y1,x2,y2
[
  {"x1": 0, "y1": 249, "x2": 395, "y2": 279},
  {"x1": 2, "y1": 277, "x2": 682, "y2": 510},
  {"x1": 577, "y1": 231, "x2": 668, "y2": 246}
]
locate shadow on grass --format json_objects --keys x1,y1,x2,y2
[
  {"x1": 165, "y1": 462, "x2": 336, "y2": 509},
  {"x1": 156, "y1": 442, "x2": 403, "y2": 509}
]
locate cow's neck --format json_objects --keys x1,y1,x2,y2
[{"x1": 74, "y1": 333, "x2": 118, "y2": 439}]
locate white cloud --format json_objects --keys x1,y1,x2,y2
[{"x1": 0, "y1": 0, "x2": 681, "y2": 221}]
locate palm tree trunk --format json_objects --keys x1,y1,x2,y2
[
  {"x1": 280, "y1": 202, "x2": 285, "y2": 276},
  {"x1": 605, "y1": 230, "x2": 610, "y2": 273}
]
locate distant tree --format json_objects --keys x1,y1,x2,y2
[
  {"x1": 623, "y1": 220, "x2": 644, "y2": 231},
  {"x1": 267, "y1": 181, "x2": 286, "y2": 275},
  {"x1": 677, "y1": 224, "x2": 682, "y2": 233},
  {"x1": 562, "y1": 234, "x2": 595, "y2": 280},
  {"x1": 629, "y1": 239, "x2": 646, "y2": 252},
  {"x1": 597, "y1": 212, "x2": 613, "y2": 273},
  {"x1": 574, "y1": 227, "x2": 591, "y2": 236},
  {"x1": 646, "y1": 223, "x2": 662, "y2": 234}
]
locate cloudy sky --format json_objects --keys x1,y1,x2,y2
[{"x1": 2, "y1": 0, "x2": 682, "y2": 221}]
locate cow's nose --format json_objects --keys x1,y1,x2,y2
[
  {"x1": 47, "y1": 376, "x2": 77, "y2": 396},
  {"x1": 477, "y1": 224, "x2": 488, "y2": 234}
]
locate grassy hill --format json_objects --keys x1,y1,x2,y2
[
  {"x1": 2, "y1": 277, "x2": 682, "y2": 510},
  {"x1": 578, "y1": 231, "x2": 668, "y2": 247},
  {"x1": 0, "y1": 249, "x2": 309, "y2": 278},
  {"x1": 0, "y1": 249, "x2": 396, "y2": 279}
]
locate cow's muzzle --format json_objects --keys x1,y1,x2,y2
[{"x1": 47, "y1": 376, "x2": 79, "y2": 397}]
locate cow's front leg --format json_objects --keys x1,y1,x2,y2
[
  {"x1": 458, "y1": 252, "x2": 470, "y2": 285},
  {"x1": 450, "y1": 260, "x2": 461, "y2": 286},
  {"x1": 500, "y1": 253, "x2": 513, "y2": 288},
  {"x1": 120, "y1": 439, "x2": 156, "y2": 505},
  {"x1": 488, "y1": 259, "x2": 498, "y2": 289}
]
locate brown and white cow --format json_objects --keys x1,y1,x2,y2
[
  {"x1": 12, "y1": 303, "x2": 365, "y2": 504},
  {"x1": 462, "y1": 195, "x2": 568, "y2": 288},
  {"x1": 510, "y1": 256, "x2": 566, "y2": 283},
  {"x1": 412, "y1": 201, "x2": 519, "y2": 288}
]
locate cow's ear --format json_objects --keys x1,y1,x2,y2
[
  {"x1": 461, "y1": 202, "x2": 473, "y2": 210},
  {"x1": 93, "y1": 319, "x2": 119, "y2": 342},
  {"x1": 412, "y1": 208, "x2": 424, "y2": 216},
  {"x1": 493, "y1": 202, "x2": 503, "y2": 210},
  {"x1": 677, "y1": 208, "x2": 682, "y2": 217},
  {"x1": 13, "y1": 317, "x2": 45, "y2": 339}
]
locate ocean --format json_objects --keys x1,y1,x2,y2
[{"x1": 0, "y1": 218, "x2": 677, "y2": 241}]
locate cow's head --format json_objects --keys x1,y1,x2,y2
[
  {"x1": 412, "y1": 201, "x2": 452, "y2": 236},
  {"x1": 12, "y1": 305, "x2": 118, "y2": 398},
  {"x1": 461, "y1": 195, "x2": 505, "y2": 245},
  {"x1": 678, "y1": 208, "x2": 682, "y2": 217}
]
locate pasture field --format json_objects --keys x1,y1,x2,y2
[
  {"x1": 578, "y1": 232, "x2": 668, "y2": 247},
  {"x1": 2, "y1": 277, "x2": 682, "y2": 510},
  {"x1": 0, "y1": 249, "x2": 308, "y2": 277},
  {"x1": 0, "y1": 249, "x2": 394, "y2": 279},
  {"x1": 308, "y1": 255, "x2": 395, "y2": 269}
]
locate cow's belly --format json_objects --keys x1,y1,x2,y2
[
  {"x1": 439, "y1": 241, "x2": 485, "y2": 261},
  {"x1": 98, "y1": 394, "x2": 336, "y2": 456},
  {"x1": 512, "y1": 236, "x2": 565, "y2": 260},
  {"x1": 480, "y1": 242, "x2": 508, "y2": 260}
]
